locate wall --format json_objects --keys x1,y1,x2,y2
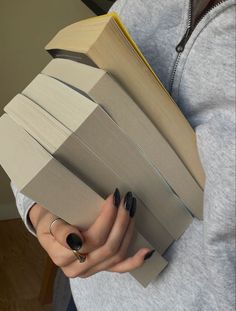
[{"x1": 0, "y1": 0, "x2": 94, "y2": 219}]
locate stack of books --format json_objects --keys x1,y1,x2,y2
[{"x1": 0, "y1": 13, "x2": 205, "y2": 287}]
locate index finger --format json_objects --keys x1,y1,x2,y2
[{"x1": 82, "y1": 189, "x2": 121, "y2": 251}]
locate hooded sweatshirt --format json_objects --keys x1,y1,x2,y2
[{"x1": 11, "y1": 1, "x2": 235, "y2": 310}]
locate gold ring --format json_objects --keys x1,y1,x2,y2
[
  {"x1": 49, "y1": 217, "x2": 62, "y2": 236},
  {"x1": 72, "y1": 250, "x2": 87, "y2": 263}
]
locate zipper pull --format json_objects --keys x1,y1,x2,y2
[{"x1": 176, "y1": 27, "x2": 191, "y2": 53}]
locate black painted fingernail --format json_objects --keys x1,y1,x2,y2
[
  {"x1": 124, "y1": 191, "x2": 132, "y2": 204},
  {"x1": 113, "y1": 188, "x2": 121, "y2": 208},
  {"x1": 66, "y1": 233, "x2": 83, "y2": 251},
  {"x1": 124, "y1": 191, "x2": 133, "y2": 211},
  {"x1": 144, "y1": 250, "x2": 155, "y2": 261},
  {"x1": 129, "y1": 197, "x2": 137, "y2": 218}
]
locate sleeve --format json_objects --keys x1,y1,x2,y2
[
  {"x1": 195, "y1": 111, "x2": 235, "y2": 307},
  {"x1": 11, "y1": 182, "x2": 37, "y2": 236},
  {"x1": 190, "y1": 8, "x2": 235, "y2": 307}
]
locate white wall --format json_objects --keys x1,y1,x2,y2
[{"x1": 0, "y1": 0, "x2": 94, "y2": 219}]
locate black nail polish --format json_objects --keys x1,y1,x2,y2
[
  {"x1": 113, "y1": 188, "x2": 121, "y2": 208},
  {"x1": 124, "y1": 191, "x2": 132, "y2": 204},
  {"x1": 129, "y1": 197, "x2": 137, "y2": 218},
  {"x1": 144, "y1": 249, "x2": 155, "y2": 261},
  {"x1": 66, "y1": 233, "x2": 83, "y2": 251},
  {"x1": 124, "y1": 192, "x2": 133, "y2": 211}
]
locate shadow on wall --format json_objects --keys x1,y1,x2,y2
[{"x1": 0, "y1": 0, "x2": 94, "y2": 219}]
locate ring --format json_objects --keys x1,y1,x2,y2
[
  {"x1": 72, "y1": 250, "x2": 87, "y2": 263},
  {"x1": 49, "y1": 217, "x2": 62, "y2": 236},
  {"x1": 49, "y1": 218, "x2": 87, "y2": 263}
]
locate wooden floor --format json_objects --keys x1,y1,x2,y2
[{"x1": 0, "y1": 219, "x2": 53, "y2": 311}]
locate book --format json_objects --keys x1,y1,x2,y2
[
  {"x1": 42, "y1": 58, "x2": 203, "y2": 219},
  {"x1": 0, "y1": 113, "x2": 167, "y2": 287},
  {"x1": 45, "y1": 12, "x2": 205, "y2": 194},
  {"x1": 5, "y1": 93, "x2": 174, "y2": 254},
  {"x1": 0, "y1": 114, "x2": 102, "y2": 229},
  {"x1": 21, "y1": 73, "x2": 193, "y2": 240},
  {"x1": 0, "y1": 12, "x2": 206, "y2": 288}
]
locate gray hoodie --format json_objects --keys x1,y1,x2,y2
[{"x1": 11, "y1": 0, "x2": 235, "y2": 310}]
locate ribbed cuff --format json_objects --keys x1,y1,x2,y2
[{"x1": 10, "y1": 182, "x2": 37, "y2": 237}]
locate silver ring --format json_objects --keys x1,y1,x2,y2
[{"x1": 49, "y1": 217, "x2": 62, "y2": 236}]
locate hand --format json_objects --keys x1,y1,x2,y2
[{"x1": 28, "y1": 189, "x2": 154, "y2": 278}]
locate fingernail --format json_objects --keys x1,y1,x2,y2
[
  {"x1": 129, "y1": 197, "x2": 137, "y2": 218},
  {"x1": 124, "y1": 191, "x2": 133, "y2": 211},
  {"x1": 144, "y1": 250, "x2": 155, "y2": 261},
  {"x1": 113, "y1": 188, "x2": 121, "y2": 208},
  {"x1": 66, "y1": 233, "x2": 83, "y2": 251}
]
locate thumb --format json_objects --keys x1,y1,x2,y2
[{"x1": 50, "y1": 218, "x2": 84, "y2": 252}]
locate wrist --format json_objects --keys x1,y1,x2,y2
[{"x1": 28, "y1": 203, "x2": 44, "y2": 230}]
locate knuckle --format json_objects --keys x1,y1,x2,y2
[
  {"x1": 114, "y1": 253, "x2": 124, "y2": 263},
  {"x1": 103, "y1": 246, "x2": 113, "y2": 258},
  {"x1": 51, "y1": 255, "x2": 66, "y2": 267},
  {"x1": 63, "y1": 269, "x2": 79, "y2": 279},
  {"x1": 69, "y1": 272, "x2": 79, "y2": 279},
  {"x1": 92, "y1": 236, "x2": 106, "y2": 249},
  {"x1": 117, "y1": 216, "x2": 128, "y2": 229},
  {"x1": 62, "y1": 266, "x2": 90, "y2": 279},
  {"x1": 103, "y1": 243, "x2": 118, "y2": 257}
]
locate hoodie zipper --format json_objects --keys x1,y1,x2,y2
[
  {"x1": 169, "y1": 0, "x2": 192, "y2": 94},
  {"x1": 169, "y1": 0, "x2": 227, "y2": 94}
]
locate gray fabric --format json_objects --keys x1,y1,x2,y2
[
  {"x1": 11, "y1": 182, "x2": 36, "y2": 236},
  {"x1": 11, "y1": 0, "x2": 235, "y2": 310}
]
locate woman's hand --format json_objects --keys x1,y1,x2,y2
[{"x1": 28, "y1": 189, "x2": 154, "y2": 279}]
